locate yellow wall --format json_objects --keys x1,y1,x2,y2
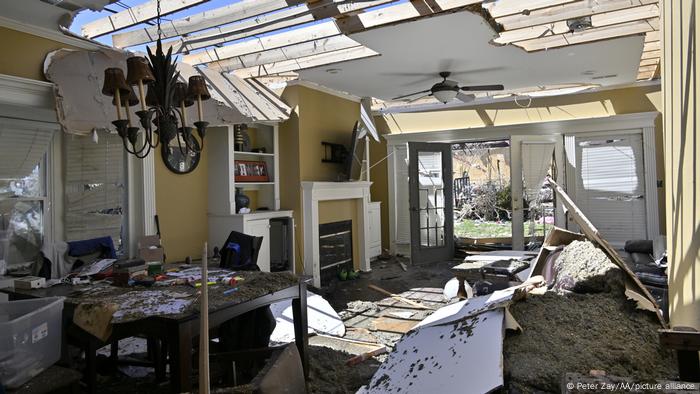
[
  {"x1": 278, "y1": 85, "x2": 362, "y2": 272},
  {"x1": 371, "y1": 85, "x2": 666, "y2": 246},
  {"x1": 662, "y1": 0, "x2": 699, "y2": 329},
  {"x1": 0, "y1": 27, "x2": 77, "y2": 81},
  {"x1": 154, "y1": 146, "x2": 209, "y2": 262}
]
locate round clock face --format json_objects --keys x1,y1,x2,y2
[{"x1": 162, "y1": 134, "x2": 201, "y2": 174}]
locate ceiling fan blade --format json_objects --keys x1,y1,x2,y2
[
  {"x1": 392, "y1": 89, "x2": 431, "y2": 101},
  {"x1": 449, "y1": 67, "x2": 506, "y2": 76},
  {"x1": 460, "y1": 84, "x2": 505, "y2": 91},
  {"x1": 408, "y1": 93, "x2": 432, "y2": 103},
  {"x1": 380, "y1": 72, "x2": 435, "y2": 77},
  {"x1": 456, "y1": 93, "x2": 475, "y2": 103}
]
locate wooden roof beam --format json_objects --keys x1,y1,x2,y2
[
  {"x1": 336, "y1": 0, "x2": 482, "y2": 35},
  {"x1": 514, "y1": 18, "x2": 658, "y2": 52},
  {"x1": 493, "y1": 4, "x2": 659, "y2": 45},
  {"x1": 483, "y1": 0, "x2": 578, "y2": 19},
  {"x1": 495, "y1": 0, "x2": 656, "y2": 31},
  {"x1": 111, "y1": 0, "x2": 306, "y2": 48},
  {"x1": 159, "y1": 0, "x2": 397, "y2": 54},
  {"x1": 641, "y1": 49, "x2": 661, "y2": 60},
  {"x1": 183, "y1": 20, "x2": 341, "y2": 64},
  {"x1": 232, "y1": 46, "x2": 379, "y2": 78},
  {"x1": 81, "y1": 0, "x2": 210, "y2": 38},
  {"x1": 207, "y1": 35, "x2": 361, "y2": 73}
]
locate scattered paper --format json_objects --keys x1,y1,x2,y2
[
  {"x1": 79, "y1": 259, "x2": 116, "y2": 276},
  {"x1": 111, "y1": 290, "x2": 194, "y2": 323}
]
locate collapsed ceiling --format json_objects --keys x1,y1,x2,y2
[{"x1": 16, "y1": 0, "x2": 661, "y2": 109}]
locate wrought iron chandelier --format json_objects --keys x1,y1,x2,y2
[{"x1": 101, "y1": 0, "x2": 210, "y2": 158}]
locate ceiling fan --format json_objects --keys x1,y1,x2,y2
[{"x1": 392, "y1": 72, "x2": 505, "y2": 104}]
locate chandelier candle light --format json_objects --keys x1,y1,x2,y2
[{"x1": 101, "y1": 0, "x2": 210, "y2": 158}]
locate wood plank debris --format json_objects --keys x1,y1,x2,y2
[{"x1": 368, "y1": 284, "x2": 432, "y2": 310}]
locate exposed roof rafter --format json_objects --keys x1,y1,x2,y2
[
  {"x1": 82, "y1": 0, "x2": 209, "y2": 38},
  {"x1": 111, "y1": 0, "x2": 306, "y2": 48},
  {"x1": 232, "y1": 45, "x2": 379, "y2": 78},
  {"x1": 184, "y1": 20, "x2": 341, "y2": 64},
  {"x1": 161, "y1": 0, "x2": 397, "y2": 54},
  {"x1": 207, "y1": 35, "x2": 361, "y2": 73}
]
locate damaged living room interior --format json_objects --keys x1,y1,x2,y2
[{"x1": 1, "y1": 0, "x2": 700, "y2": 392}]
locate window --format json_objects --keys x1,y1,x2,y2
[
  {"x1": 64, "y1": 132, "x2": 127, "y2": 253},
  {"x1": 0, "y1": 118, "x2": 53, "y2": 274}
]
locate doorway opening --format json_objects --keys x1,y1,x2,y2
[{"x1": 452, "y1": 140, "x2": 555, "y2": 248}]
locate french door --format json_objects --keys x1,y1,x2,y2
[{"x1": 408, "y1": 142, "x2": 454, "y2": 263}]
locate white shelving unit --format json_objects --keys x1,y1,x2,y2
[
  {"x1": 207, "y1": 123, "x2": 294, "y2": 273},
  {"x1": 208, "y1": 123, "x2": 280, "y2": 215}
]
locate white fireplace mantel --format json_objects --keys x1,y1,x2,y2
[{"x1": 301, "y1": 181, "x2": 372, "y2": 287}]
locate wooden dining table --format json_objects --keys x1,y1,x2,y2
[{"x1": 2, "y1": 270, "x2": 309, "y2": 393}]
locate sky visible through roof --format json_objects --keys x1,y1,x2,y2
[{"x1": 69, "y1": 0, "x2": 406, "y2": 55}]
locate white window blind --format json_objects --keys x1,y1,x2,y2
[
  {"x1": 575, "y1": 134, "x2": 647, "y2": 246},
  {"x1": 0, "y1": 118, "x2": 55, "y2": 179},
  {"x1": 64, "y1": 133, "x2": 125, "y2": 247}
]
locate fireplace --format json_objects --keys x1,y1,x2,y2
[
  {"x1": 301, "y1": 181, "x2": 372, "y2": 288},
  {"x1": 319, "y1": 220, "x2": 353, "y2": 286}
]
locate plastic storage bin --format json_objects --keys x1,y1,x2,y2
[{"x1": 0, "y1": 297, "x2": 64, "y2": 388}]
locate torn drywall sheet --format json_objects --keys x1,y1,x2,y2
[
  {"x1": 358, "y1": 309, "x2": 505, "y2": 394},
  {"x1": 270, "y1": 290, "x2": 345, "y2": 344},
  {"x1": 44, "y1": 48, "x2": 289, "y2": 135}
]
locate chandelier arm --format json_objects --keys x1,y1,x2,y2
[
  {"x1": 134, "y1": 141, "x2": 152, "y2": 159},
  {"x1": 121, "y1": 135, "x2": 145, "y2": 156},
  {"x1": 151, "y1": 107, "x2": 167, "y2": 149},
  {"x1": 171, "y1": 106, "x2": 190, "y2": 155},
  {"x1": 127, "y1": 134, "x2": 151, "y2": 156}
]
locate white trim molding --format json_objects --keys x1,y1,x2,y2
[
  {"x1": 384, "y1": 112, "x2": 660, "y2": 145},
  {"x1": 0, "y1": 15, "x2": 101, "y2": 50},
  {"x1": 301, "y1": 181, "x2": 372, "y2": 288},
  {"x1": 0, "y1": 74, "x2": 54, "y2": 108}
]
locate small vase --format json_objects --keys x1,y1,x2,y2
[{"x1": 235, "y1": 188, "x2": 250, "y2": 213}]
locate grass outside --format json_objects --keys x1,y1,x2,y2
[{"x1": 455, "y1": 219, "x2": 550, "y2": 239}]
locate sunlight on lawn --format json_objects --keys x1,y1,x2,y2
[{"x1": 455, "y1": 219, "x2": 549, "y2": 239}]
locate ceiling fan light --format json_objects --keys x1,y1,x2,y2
[{"x1": 433, "y1": 88, "x2": 458, "y2": 104}]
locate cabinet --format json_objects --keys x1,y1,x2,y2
[
  {"x1": 368, "y1": 202, "x2": 382, "y2": 260},
  {"x1": 207, "y1": 123, "x2": 294, "y2": 272},
  {"x1": 209, "y1": 211, "x2": 293, "y2": 272}
]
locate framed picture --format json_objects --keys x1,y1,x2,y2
[{"x1": 234, "y1": 160, "x2": 269, "y2": 182}]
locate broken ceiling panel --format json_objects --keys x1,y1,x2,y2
[
  {"x1": 359, "y1": 309, "x2": 505, "y2": 394},
  {"x1": 487, "y1": 0, "x2": 660, "y2": 82},
  {"x1": 43, "y1": 48, "x2": 289, "y2": 135}
]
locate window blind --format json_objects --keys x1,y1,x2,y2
[
  {"x1": 64, "y1": 132, "x2": 125, "y2": 246},
  {"x1": 575, "y1": 134, "x2": 647, "y2": 245},
  {"x1": 0, "y1": 118, "x2": 55, "y2": 179}
]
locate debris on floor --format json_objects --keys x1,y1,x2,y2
[
  {"x1": 307, "y1": 345, "x2": 381, "y2": 394},
  {"x1": 504, "y1": 290, "x2": 678, "y2": 393},
  {"x1": 357, "y1": 279, "x2": 545, "y2": 393},
  {"x1": 551, "y1": 240, "x2": 624, "y2": 294},
  {"x1": 269, "y1": 290, "x2": 345, "y2": 344}
]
